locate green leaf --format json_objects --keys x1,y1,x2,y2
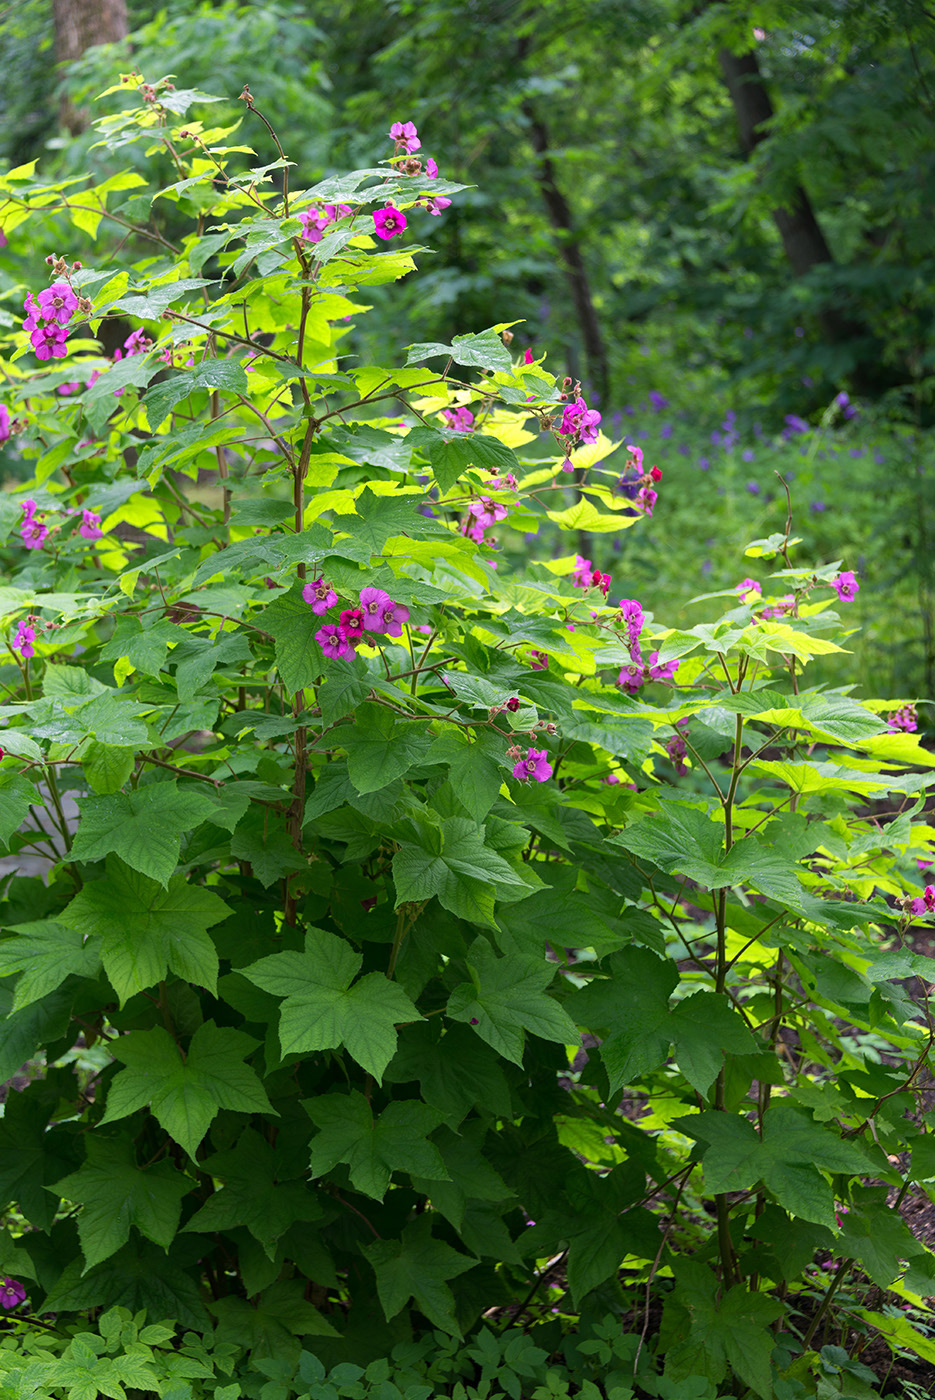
[
  {"x1": 60, "y1": 858, "x2": 229, "y2": 1004},
  {"x1": 183, "y1": 1128, "x2": 323, "y2": 1255},
  {"x1": 0, "y1": 920, "x2": 101, "y2": 1012},
  {"x1": 0, "y1": 1091, "x2": 75, "y2": 1229},
  {"x1": 393, "y1": 816, "x2": 531, "y2": 928},
  {"x1": 228, "y1": 806, "x2": 306, "y2": 887},
  {"x1": 100, "y1": 1021, "x2": 275, "y2": 1158},
  {"x1": 426, "y1": 729, "x2": 507, "y2": 823},
  {"x1": 334, "y1": 702, "x2": 432, "y2": 794},
  {"x1": 243, "y1": 927, "x2": 421, "y2": 1081},
  {"x1": 447, "y1": 937, "x2": 581, "y2": 1066},
  {"x1": 53, "y1": 1135, "x2": 192, "y2": 1270},
  {"x1": 408, "y1": 426, "x2": 520, "y2": 494},
  {"x1": 406, "y1": 326, "x2": 514, "y2": 374},
  {"x1": 611, "y1": 802, "x2": 724, "y2": 887},
  {"x1": 39, "y1": 1240, "x2": 210, "y2": 1331},
  {"x1": 255, "y1": 583, "x2": 323, "y2": 694},
  {"x1": 345, "y1": 484, "x2": 447, "y2": 553},
  {"x1": 681, "y1": 1102, "x2": 873, "y2": 1229},
  {"x1": 70, "y1": 783, "x2": 218, "y2": 886},
  {"x1": 100, "y1": 617, "x2": 183, "y2": 678},
  {"x1": 0, "y1": 985, "x2": 73, "y2": 1084},
  {"x1": 82, "y1": 741, "x2": 135, "y2": 794},
  {"x1": 305, "y1": 1090, "x2": 448, "y2": 1199},
  {"x1": 855, "y1": 1308, "x2": 935, "y2": 1365},
  {"x1": 364, "y1": 1215, "x2": 476, "y2": 1337},
  {"x1": 144, "y1": 358, "x2": 249, "y2": 430},
  {"x1": 838, "y1": 1188, "x2": 927, "y2": 1286},
  {"x1": 0, "y1": 771, "x2": 38, "y2": 848}
]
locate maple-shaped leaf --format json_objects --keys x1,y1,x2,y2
[
  {"x1": 393, "y1": 817, "x2": 532, "y2": 929},
  {"x1": 183, "y1": 1128, "x2": 324, "y2": 1255},
  {"x1": 39, "y1": 1240, "x2": 210, "y2": 1331},
  {"x1": 59, "y1": 857, "x2": 230, "y2": 1004},
  {"x1": 304, "y1": 1089, "x2": 448, "y2": 1200},
  {"x1": 329, "y1": 701, "x2": 432, "y2": 795},
  {"x1": 364, "y1": 1214, "x2": 477, "y2": 1337},
  {"x1": 447, "y1": 937, "x2": 581, "y2": 1066},
  {"x1": 242, "y1": 927, "x2": 420, "y2": 1081},
  {"x1": 0, "y1": 920, "x2": 101, "y2": 1012},
  {"x1": 70, "y1": 782, "x2": 218, "y2": 886},
  {"x1": 53, "y1": 1134, "x2": 192, "y2": 1271},
  {"x1": 100, "y1": 1021, "x2": 275, "y2": 1158},
  {"x1": 681, "y1": 1101, "x2": 875, "y2": 1230}
]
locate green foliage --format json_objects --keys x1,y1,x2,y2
[{"x1": 0, "y1": 67, "x2": 934, "y2": 1400}]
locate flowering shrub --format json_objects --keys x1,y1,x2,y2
[{"x1": 0, "y1": 75, "x2": 933, "y2": 1397}]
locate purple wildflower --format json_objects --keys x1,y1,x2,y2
[
  {"x1": 79, "y1": 509, "x2": 102, "y2": 540},
  {"x1": 469, "y1": 497, "x2": 508, "y2": 529},
  {"x1": 316, "y1": 624, "x2": 351, "y2": 659},
  {"x1": 558, "y1": 395, "x2": 601, "y2": 444},
  {"x1": 0, "y1": 1278, "x2": 26, "y2": 1311},
  {"x1": 831, "y1": 570, "x2": 859, "y2": 603},
  {"x1": 303, "y1": 577, "x2": 338, "y2": 615},
  {"x1": 389, "y1": 120, "x2": 421, "y2": 153},
  {"x1": 373, "y1": 205, "x2": 407, "y2": 240},
  {"x1": 0, "y1": 406, "x2": 11, "y2": 442},
  {"x1": 359, "y1": 586, "x2": 393, "y2": 631},
  {"x1": 12, "y1": 622, "x2": 35, "y2": 659},
  {"x1": 379, "y1": 599, "x2": 410, "y2": 637},
  {"x1": 36, "y1": 281, "x2": 78, "y2": 326},
  {"x1": 648, "y1": 651, "x2": 679, "y2": 682},
  {"x1": 440, "y1": 405, "x2": 474, "y2": 432},
  {"x1": 512, "y1": 747, "x2": 553, "y2": 783}
]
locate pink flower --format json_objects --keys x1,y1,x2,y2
[
  {"x1": 627, "y1": 444, "x2": 644, "y2": 470},
  {"x1": 373, "y1": 205, "x2": 407, "y2": 240},
  {"x1": 79, "y1": 509, "x2": 102, "y2": 540},
  {"x1": 389, "y1": 120, "x2": 421, "y2": 153},
  {"x1": 379, "y1": 599, "x2": 410, "y2": 637},
  {"x1": 440, "y1": 405, "x2": 474, "y2": 432},
  {"x1": 57, "y1": 381, "x2": 81, "y2": 396},
  {"x1": 558, "y1": 395, "x2": 601, "y2": 444},
  {"x1": 359, "y1": 586, "x2": 393, "y2": 631},
  {"x1": 316, "y1": 623, "x2": 351, "y2": 659},
  {"x1": 0, "y1": 1278, "x2": 25, "y2": 1311},
  {"x1": 617, "y1": 659, "x2": 646, "y2": 693},
  {"x1": 30, "y1": 323, "x2": 68, "y2": 360},
  {"x1": 759, "y1": 595, "x2": 795, "y2": 620},
  {"x1": 572, "y1": 555, "x2": 593, "y2": 588},
  {"x1": 888, "y1": 704, "x2": 918, "y2": 733},
  {"x1": 422, "y1": 196, "x2": 451, "y2": 216},
  {"x1": 20, "y1": 516, "x2": 48, "y2": 550},
  {"x1": 303, "y1": 577, "x2": 338, "y2": 614},
  {"x1": 618, "y1": 599, "x2": 644, "y2": 648},
  {"x1": 425, "y1": 158, "x2": 438, "y2": 178},
  {"x1": 0, "y1": 405, "x2": 9, "y2": 442},
  {"x1": 512, "y1": 747, "x2": 553, "y2": 783},
  {"x1": 338, "y1": 608, "x2": 365, "y2": 644},
  {"x1": 736, "y1": 578, "x2": 761, "y2": 602},
  {"x1": 635, "y1": 486, "x2": 657, "y2": 516},
  {"x1": 911, "y1": 897, "x2": 929, "y2": 918},
  {"x1": 665, "y1": 724, "x2": 689, "y2": 774},
  {"x1": 299, "y1": 203, "x2": 352, "y2": 244},
  {"x1": 529, "y1": 650, "x2": 548, "y2": 670},
  {"x1": 12, "y1": 622, "x2": 35, "y2": 659},
  {"x1": 37, "y1": 281, "x2": 78, "y2": 326},
  {"x1": 650, "y1": 465, "x2": 663, "y2": 482},
  {"x1": 123, "y1": 328, "x2": 151, "y2": 356},
  {"x1": 832, "y1": 570, "x2": 859, "y2": 603},
  {"x1": 469, "y1": 497, "x2": 508, "y2": 529},
  {"x1": 648, "y1": 650, "x2": 679, "y2": 682},
  {"x1": 560, "y1": 457, "x2": 574, "y2": 473}
]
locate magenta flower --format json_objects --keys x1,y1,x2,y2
[
  {"x1": 736, "y1": 578, "x2": 761, "y2": 602},
  {"x1": 648, "y1": 651, "x2": 679, "y2": 682},
  {"x1": 831, "y1": 570, "x2": 859, "y2": 603},
  {"x1": 558, "y1": 395, "x2": 601, "y2": 444},
  {"x1": 572, "y1": 555, "x2": 593, "y2": 589},
  {"x1": 618, "y1": 599, "x2": 644, "y2": 648},
  {"x1": 373, "y1": 205, "x2": 407, "y2": 240},
  {"x1": 389, "y1": 120, "x2": 421, "y2": 153},
  {"x1": 627, "y1": 444, "x2": 644, "y2": 470},
  {"x1": 617, "y1": 659, "x2": 646, "y2": 694},
  {"x1": 299, "y1": 203, "x2": 352, "y2": 244},
  {"x1": 20, "y1": 516, "x2": 48, "y2": 550},
  {"x1": 469, "y1": 497, "x2": 508, "y2": 529},
  {"x1": 425, "y1": 158, "x2": 438, "y2": 178},
  {"x1": 0, "y1": 1278, "x2": 26, "y2": 1311},
  {"x1": 759, "y1": 595, "x2": 795, "y2": 620},
  {"x1": 123, "y1": 328, "x2": 152, "y2": 356},
  {"x1": 440, "y1": 405, "x2": 474, "y2": 432},
  {"x1": 37, "y1": 281, "x2": 78, "y2": 326},
  {"x1": 0, "y1": 406, "x2": 11, "y2": 442},
  {"x1": 888, "y1": 704, "x2": 918, "y2": 733},
  {"x1": 635, "y1": 486, "x2": 657, "y2": 516},
  {"x1": 302, "y1": 577, "x2": 338, "y2": 614},
  {"x1": 30, "y1": 323, "x2": 68, "y2": 360},
  {"x1": 529, "y1": 650, "x2": 548, "y2": 670},
  {"x1": 359, "y1": 586, "x2": 393, "y2": 631},
  {"x1": 12, "y1": 622, "x2": 35, "y2": 659},
  {"x1": 560, "y1": 456, "x2": 574, "y2": 473},
  {"x1": 316, "y1": 623, "x2": 351, "y2": 659},
  {"x1": 465, "y1": 520, "x2": 486, "y2": 544},
  {"x1": 338, "y1": 608, "x2": 365, "y2": 644},
  {"x1": 379, "y1": 599, "x2": 410, "y2": 637},
  {"x1": 512, "y1": 747, "x2": 553, "y2": 783},
  {"x1": 523, "y1": 348, "x2": 534, "y2": 365},
  {"x1": 79, "y1": 509, "x2": 102, "y2": 540},
  {"x1": 665, "y1": 721, "x2": 689, "y2": 774},
  {"x1": 422, "y1": 196, "x2": 451, "y2": 216}
]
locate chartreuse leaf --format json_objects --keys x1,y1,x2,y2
[
  {"x1": 183, "y1": 1128, "x2": 324, "y2": 1256},
  {"x1": 0, "y1": 920, "x2": 101, "y2": 1012},
  {"x1": 364, "y1": 1214, "x2": 477, "y2": 1337},
  {"x1": 681, "y1": 1102, "x2": 873, "y2": 1229},
  {"x1": 70, "y1": 782, "x2": 219, "y2": 886},
  {"x1": 855, "y1": 1308, "x2": 935, "y2": 1365},
  {"x1": 447, "y1": 937, "x2": 581, "y2": 1066},
  {"x1": 53, "y1": 1134, "x2": 192, "y2": 1271},
  {"x1": 243, "y1": 927, "x2": 420, "y2": 1081},
  {"x1": 100, "y1": 1022, "x2": 275, "y2": 1158},
  {"x1": 304, "y1": 1090, "x2": 448, "y2": 1200},
  {"x1": 59, "y1": 858, "x2": 229, "y2": 1004},
  {"x1": 393, "y1": 816, "x2": 531, "y2": 928}
]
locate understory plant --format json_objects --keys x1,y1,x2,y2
[{"x1": 1, "y1": 74, "x2": 935, "y2": 1400}]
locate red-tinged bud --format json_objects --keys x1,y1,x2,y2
[
  {"x1": 650, "y1": 466, "x2": 663, "y2": 482},
  {"x1": 506, "y1": 697, "x2": 520, "y2": 712}
]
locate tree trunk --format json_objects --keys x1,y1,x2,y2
[
  {"x1": 52, "y1": 0, "x2": 129, "y2": 134},
  {"x1": 521, "y1": 102, "x2": 611, "y2": 407}
]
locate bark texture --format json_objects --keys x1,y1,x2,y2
[{"x1": 52, "y1": 0, "x2": 129, "y2": 134}]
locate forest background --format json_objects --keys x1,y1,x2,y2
[{"x1": 4, "y1": 0, "x2": 935, "y2": 716}]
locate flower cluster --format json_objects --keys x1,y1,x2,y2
[
  {"x1": 616, "y1": 597, "x2": 679, "y2": 693},
  {"x1": 299, "y1": 203, "x2": 353, "y2": 245},
  {"x1": 736, "y1": 578, "x2": 761, "y2": 603},
  {"x1": 758, "y1": 594, "x2": 795, "y2": 621},
  {"x1": 572, "y1": 555, "x2": 610, "y2": 597},
  {"x1": 887, "y1": 703, "x2": 918, "y2": 733},
  {"x1": 465, "y1": 494, "x2": 509, "y2": 544},
  {"x1": 665, "y1": 718, "x2": 690, "y2": 775},
  {"x1": 389, "y1": 120, "x2": 421, "y2": 153},
  {"x1": 558, "y1": 394, "x2": 601, "y2": 446},
  {"x1": 615, "y1": 444, "x2": 662, "y2": 518},
  {"x1": 23, "y1": 279, "x2": 79, "y2": 360},
  {"x1": 306, "y1": 580, "x2": 410, "y2": 659}
]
